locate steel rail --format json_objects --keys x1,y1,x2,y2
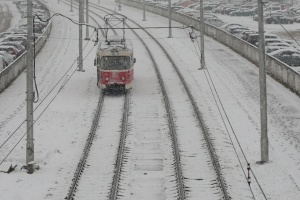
[
  {"x1": 89, "y1": 3, "x2": 230, "y2": 200},
  {"x1": 109, "y1": 91, "x2": 130, "y2": 200},
  {"x1": 61, "y1": 1, "x2": 128, "y2": 199},
  {"x1": 66, "y1": 93, "x2": 105, "y2": 200},
  {"x1": 84, "y1": 4, "x2": 186, "y2": 200}
]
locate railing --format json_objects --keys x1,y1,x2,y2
[
  {"x1": 122, "y1": 0, "x2": 300, "y2": 96},
  {"x1": 0, "y1": 0, "x2": 52, "y2": 93}
]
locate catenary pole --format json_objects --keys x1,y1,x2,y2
[
  {"x1": 70, "y1": 0, "x2": 73, "y2": 12},
  {"x1": 118, "y1": 0, "x2": 121, "y2": 11},
  {"x1": 85, "y1": 0, "x2": 90, "y2": 40},
  {"x1": 168, "y1": 0, "x2": 172, "y2": 37},
  {"x1": 78, "y1": 0, "x2": 84, "y2": 71},
  {"x1": 143, "y1": 0, "x2": 146, "y2": 21},
  {"x1": 199, "y1": 0, "x2": 205, "y2": 69},
  {"x1": 26, "y1": 0, "x2": 34, "y2": 174},
  {"x1": 258, "y1": 0, "x2": 268, "y2": 162}
]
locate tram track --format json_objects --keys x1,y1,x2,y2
[
  {"x1": 86, "y1": 2, "x2": 231, "y2": 200},
  {"x1": 64, "y1": 0, "x2": 232, "y2": 199},
  {"x1": 63, "y1": 0, "x2": 186, "y2": 199}
]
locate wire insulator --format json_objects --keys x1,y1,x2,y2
[{"x1": 247, "y1": 163, "x2": 251, "y2": 186}]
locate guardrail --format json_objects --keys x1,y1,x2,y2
[
  {"x1": 0, "y1": 0, "x2": 52, "y2": 93},
  {"x1": 122, "y1": 0, "x2": 300, "y2": 96}
]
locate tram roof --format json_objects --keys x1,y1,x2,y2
[{"x1": 98, "y1": 35, "x2": 133, "y2": 51}]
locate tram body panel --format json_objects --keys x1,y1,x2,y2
[{"x1": 95, "y1": 37, "x2": 135, "y2": 90}]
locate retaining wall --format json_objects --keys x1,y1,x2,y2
[
  {"x1": 122, "y1": 0, "x2": 300, "y2": 95},
  {"x1": 0, "y1": 0, "x2": 52, "y2": 93}
]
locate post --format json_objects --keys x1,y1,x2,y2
[
  {"x1": 118, "y1": 0, "x2": 121, "y2": 11},
  {"x1": 70, "y1": 0, "x2": 73, "y2": 12},
  {"x1": 258, "y1": 0, "x2": 268, "y2": 162},
  {"x1": 85, "y1": 0, "x2": 90, "y2": 40},
  {"x1": 199, "y1": 0, "x2": 205, "y2": 69},
  {"x1": 143, "y1": 0, "x2": 146, "y2": 21},
  {"x1": 98, "y1": 0, "x2": 100, "y2": 3},
  {"x1": 26, "y1": 0, "x2": 34, "y2": 174},
  {"x1": 78, "y1": 0, "x2": 84, "y2": 72},
  {"x1": 168, "y1": 0, "x2": 172, "y2": 38}
]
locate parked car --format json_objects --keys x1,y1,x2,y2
[
  {"x1": 267, "y1": 42, "x2": 292, "y2": 48},
  {"x1": 229, "y1": 8, "x2": 256, "y2": 16},
  {"x1": 228, "y1": 27, "x2": 250, "y2": 38},
  {"x1": 0, "y1": 46, "x2": 19, "y2": 57},
  {"x1": 264, "y1": 38, "x2": 285, "y2": 46},
  {"x1": 282, "y1": 39, "x2": 298, "y2": 48},
  {"x1": 269, "y1": 48, "x2": 300, "y2": 66},
  {"x1": 1, "y1": 35, "x2": 27, "y2": 48},
  {"x1": 241, "y1": 30, "x2": 258, "y2": 41},
  {"x1": 0, "y1": 42, "x2": 25, "y2": 55},
  {"x1": 266, "y1": 46, "x2": 288, "y2": 53},
  {"x1": 220, "y1": 23, "x2": 247, "y2": 31},
  {"x1": 253, "y1": 14, "x2": 258, "y2": 21},
  {"x1": 265, "y1": 14, "x2": 293, "y2": 24},
  {"x1": 0, "y1": 55, "x2": 6, "y2": 71},
  {"x1": 247, "y1": 33, "x2": 278, "y2": 46},
  {"x1": 0, "y1": 51, "x2": 15, "y2": 65},
  {"x1": 204, "y1": 17, "x2": 224, "y2": 27}
]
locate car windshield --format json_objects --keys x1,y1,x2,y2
[{"x1": 100, "y1": 56, "x2": 130, "y2": 70}]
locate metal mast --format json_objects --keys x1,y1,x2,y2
[
  {"x1": 258, "y1": 0, "x2": 268, "y2": 162},
  {"x1": 78, "y1": 0, "x2": 84, "y2": 71},
  {"x1": 168, "y1": 0, "x2": 172, "y2": 37},
  {"x1": 85, "y1": 0, "x2": 89, "y2": 40},
  {"x1": 199, "y1": 0, "x2": 205, "y2": 69},
  {"x1": 70, "y1": 0, "x2": 73, "y2": 12},
  {"x1": 26, "y1": 0, "x2": 34, "y2": 174},
  {"x1": 143, "y1": 0, "x2": 146, "y2": 21}
]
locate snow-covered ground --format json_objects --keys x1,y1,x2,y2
[
  {"x1": 0, "y1": 0, "x2": 299, "y2": 199},
  {"x1": 0, "y1": 0, "x2": 21, "y2": 32}
]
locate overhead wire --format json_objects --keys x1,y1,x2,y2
[
  {"x1": 0, "y1": 22, "x2": 99, "y2": 165},
  {"x1": 262, "y1": 2, "x2": 300, "y2": 47},
  {"x1": 189, "y1": 25, "x2": 267, "y2": 199}
]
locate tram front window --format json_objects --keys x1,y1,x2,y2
[{"x1": 101, "y1": 56, "x2": 130, "y2": 70}]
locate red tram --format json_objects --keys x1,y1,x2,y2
[{"x1": 94, "y1": 15, "x2": 135, "y2": 91}]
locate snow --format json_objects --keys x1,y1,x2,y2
[{"x1": 0, "y1": 0, "x2": 299, "y2": 199}]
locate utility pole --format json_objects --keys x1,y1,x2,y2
[
  {"x1": 26, "y1": 0, "x2": 34, "y2": 174},
  {"x1": 199, "y1": 0, "x2": 205, "y2": 69},
  {"x1": 98, "y1": 0, "x2": 100, "y2": 3},
  {"x1": 168, "y1": 0, "x2": 172, "y2": 38},
  {"x1": 85, "y1": 0, "x2": 90, "y2": 40},
  {"x1": 258, "y1": 0, "x2": 268, "y2": 162},
  {"x1": 70, "y1": 0, "x2": 73, "y2": 12},
  {"x1": 143, "y1": 0, "x2": 146, "y2": 21},
  {"x1": 78, "y1": 0, "x2": 84, "y2": 72},
  {"x1": 118, "y1": 0, "x2": 121, "y2": 11}
]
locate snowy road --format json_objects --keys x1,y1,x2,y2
[{"x1": 0, "y1": 0, "x2": 299, "y2": 200}]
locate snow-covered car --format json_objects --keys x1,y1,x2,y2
[
  {"x1": 0, "y1": 51, "x2": 15, "y2": 65},
  {"x1": 0, "y1": 46, "x2": 19, "y2": 57},
  {"x1": 269, "y1": 48, "x2": 300, "y2": 66},
  {"x1": 0, "y1": 42, "x2": 25, "y2": 56},
  {"x1": 1, "y1": 35, "x2": 27, "y2": 48},
  {"x1": 228, "y1": 27, "x2": 250, "y2": 38},
  {"x1": 220, "y1": 23, "x2": 247, "y2": 31},
  {"x1": 267, "y1": 42, "x2": 293, "y2": 49},
  {"x1": 266, "y1": 46, "x2": 288, "y2": 53},
  {"x1": 204, "y1": 17, "x2": 224, "y2": 27},
  {"x1": 0, "y1": 55, "x2": 5, "y2": 71}
]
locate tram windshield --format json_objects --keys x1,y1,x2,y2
[{"x1": 100, "y1": 56, "x2": 130, "y2": 70}]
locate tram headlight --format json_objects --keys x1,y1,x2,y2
[
  {"x1": 121, "y1": 76, "x2": 125, "y2": 81},
  {"x1": 105, "y1": 77, "x2": 109, "y2": 81}
]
